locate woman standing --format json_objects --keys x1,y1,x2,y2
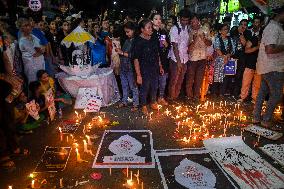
[
  {"x1": 151, "y1": 13, "x2": 170, "y2": 105},
  {"x1": 18, "y1": 18, "x2": 45, "y2": 83},
  {"x1": 115, "y1": 22, "x2": 139, "y2": 111},
  {"x1": 212, "y1": 24, "x2": 235, "y2": 97},
  {"x1": 133, "y1": 19, "x2": 164, "y2": 114}
]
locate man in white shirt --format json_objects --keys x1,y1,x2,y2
[
  {"x1": 187, "y1": 14, "x2": 211, "y2": 102},
  {"x1": 168, "y1": 9, "x2": 190, "y2": 100},
  {"x1": 253, "y1": 6, "x2": 284, "y2": 129}
]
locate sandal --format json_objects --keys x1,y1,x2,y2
[
  {"x1": 12, "y1": 148, "x2": 30, "y2": 157},
  {"x1": 116, "y1": 103, "x2": 127, "y2": 108},
  {"x1": 131, "y1": 106, "x2": 139, "y2": 112}
]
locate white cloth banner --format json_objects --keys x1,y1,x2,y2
[{"x1": 204, "y1": 136, "x2": 284, "y2": 189}]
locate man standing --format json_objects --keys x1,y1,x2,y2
[
  {"x1": 168, "y1": 9, "x2": 190, "y2": 100},
  {"x1": 237, "y1": 17, "x2": 263, "y2": 104},
  {"x1": 230, "y1": 19, "x2": 250, "y2": 98},
  {"x1": 187, "y1": 14, "x2": 211, "y2": 103},
  {"x1": 253, "y1": 7, "x2": 284, "y2": 128}
]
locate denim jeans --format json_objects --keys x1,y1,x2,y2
[
  {"x1": 253, "y1": 71, "x2": 284, "y2": 122},
  {"x1": 158, "y1": 73, "x2": 168, "y2": 98},
  {"x1": 120, "y1": 71, "x2": 139, "y2": 106},
  {"x1": 140, "y1": 75, "x2": 158, "y2": 106}
]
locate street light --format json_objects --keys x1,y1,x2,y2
[{"x1": 113, "y1": 1, "x2": 117, "y2": 5}]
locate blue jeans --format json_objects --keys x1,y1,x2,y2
[
  {"x1": 158, "y1": 73, "x2": 168, "y2": 98},
  {"x1": 140, "y1": 75, "x2": 158, "y2": 106},
  {"x1": 253, "y1": 72, "x2": 284, "y2": 122},
  {"x1": 120, "y1": 71, "x2": 139, "y2": 106}
]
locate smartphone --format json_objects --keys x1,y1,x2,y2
[{"x1": 160, "y1": 35, "x2": 166, "y2": 47}]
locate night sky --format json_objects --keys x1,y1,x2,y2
[{"x1": 74, "y1": 0, "x2": 163, "y2": 17}]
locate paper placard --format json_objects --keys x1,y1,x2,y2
[
  {"x1": 34, "y1": 146, "x2": 71, "y2": 173},
  {"x1": 155, "y1": 148, "x2": 237, "y2": 189},
  {"x1": 28, "y1": 0, "x2": 42, "y2": 12},
  {"x1": 92, "y1": 130, "x2": 155, "y2": 168},
  {"x1": 204, "y1": 136, "x2": 284, "y2": 189},
  {"x1": 45, "y1": 88, "x2": 56, "y2": 121},
  {"x1": 26, "y1": 100, "x2": 40, "y2": 120},
  {"x1": 75, "y1": 87, "x2": 103, "y2": 110}
]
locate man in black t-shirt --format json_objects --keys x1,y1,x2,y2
[
  {"x1": 237, "y1": 17, "x2": 263, "y2": 104},
  {"x1": 230, "y1": 19, "x2": 250, "y2": 98}
]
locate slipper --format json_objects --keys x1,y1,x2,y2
[
  {"x1": 116, "y1": 103, "x2": 127, "y2": 108},
  {"x1": 12, "y1": 148, "x2": 30, "y2": 157},
  {"x1": 131, "y1": 106, "x2": 139, "y2": 112}
]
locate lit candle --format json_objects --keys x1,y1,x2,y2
[
  {"x1": 149, "y1": 112, "x2": 153, "y2": 120},
  {"x1": 31, "y1": 180, "x2": 35, "y2": 188},
  {"x1": 83, "y1": 140, "x2": 88, "y2": 153},
  {"x1": 165, "y1": 108, "x2": 170, "y2": 116},
  {"x1": 60, "y1": 178, "x2": 63, "y2": 188},
  {"x1": 257, "y1": 134, "x2": 261, "y2": 143},
  {"x1": 141, "y1": 182, "x2": 144, "y2": 189},
  {"x1": 76, "y1": 148, "x2": 81, "y2": 162},
  {"x1": 109, "y1": 167, "x2": 112, "y2": 176},
  {"x1": 158, "y1": 105, "x2": 162, "y2": 114},
  {"x1": 136, "y1": 170, "x2": 140, "y2": 184},
  {"x1": 237, "y1": 104, "x2": 240, "y2": 110},
  {"x1": 83, "y1": 109, "x2": 87, "y2": 117},
  {"x1": 212, "y1": 102, "x2": 214, "y2": 109},
  {"x1": 83, "y1": 125, "x2": 86, "y2": 135},
  {"x1": 126, "y1": 166, "x2": 129, "y2": 178},
  {"x1": 130, "y1": 171, "x2": 133, "y2": 181},
  {"x1": 75, "y1": 111, "x2": 79, "y2": 118},
  {"x1": 86, "y1": 135, "x2": 92, "y2": 145},
  {"x1": 59, "y1": 127, "x2": 63, "y2": 141},
  {"x1": 8, "y1": 186, "x2": 12, "y2": 189}
]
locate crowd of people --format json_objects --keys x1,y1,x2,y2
[{"x1": 0, "y1": 6, "x2": 283, "y2": 171}]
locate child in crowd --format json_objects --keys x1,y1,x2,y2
[
  {"x1": 29, "y1": 81, "x2": 49, "y2": 115},
  {"x1": 37, "y1": 70, "x2": 72, "y2": 108},
  {"x1": 14, "y1": 91, "x2": 44, "y2": 133},
  {"x1": 115, "y1": 22, "x2": 139, "y2": 111}
]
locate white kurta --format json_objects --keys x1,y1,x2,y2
[{"x1": 19, "y1": 34, "x2": 45, "y2": 83}]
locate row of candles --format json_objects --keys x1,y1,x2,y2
[{"x1": 147, "y1": 100, "x2": 249, "y2": 144}]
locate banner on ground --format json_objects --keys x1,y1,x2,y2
[{"x1": 92, "y1": 130, "x2": 155, "y2": 168}]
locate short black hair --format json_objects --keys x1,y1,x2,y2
[
  {"x1": 139, "y1": 19, "x2": 152, "y2": 30},
  {"x1": 190, "y1": 13, "x2": 199, "y2": 20},
  {"x1": 37, "y1": 69, "x2": 48, "y2": 80},
  {"x1": 29, "y1": 81, "x2": 41, "y2": 95},
  {"x1": 240, "y1": 19, "x2": 248, "y2": 25},
  {"x1": 178, "y1": 9, "x2": 190, "y2": 19}
]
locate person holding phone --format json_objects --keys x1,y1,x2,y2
[{"x1": 151, "y1": 12, "x2": 170, "y2": 105}]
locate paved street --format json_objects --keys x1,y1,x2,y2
[{"x1": 1, "y1": 98, "x2": 283, "y2": 189}]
